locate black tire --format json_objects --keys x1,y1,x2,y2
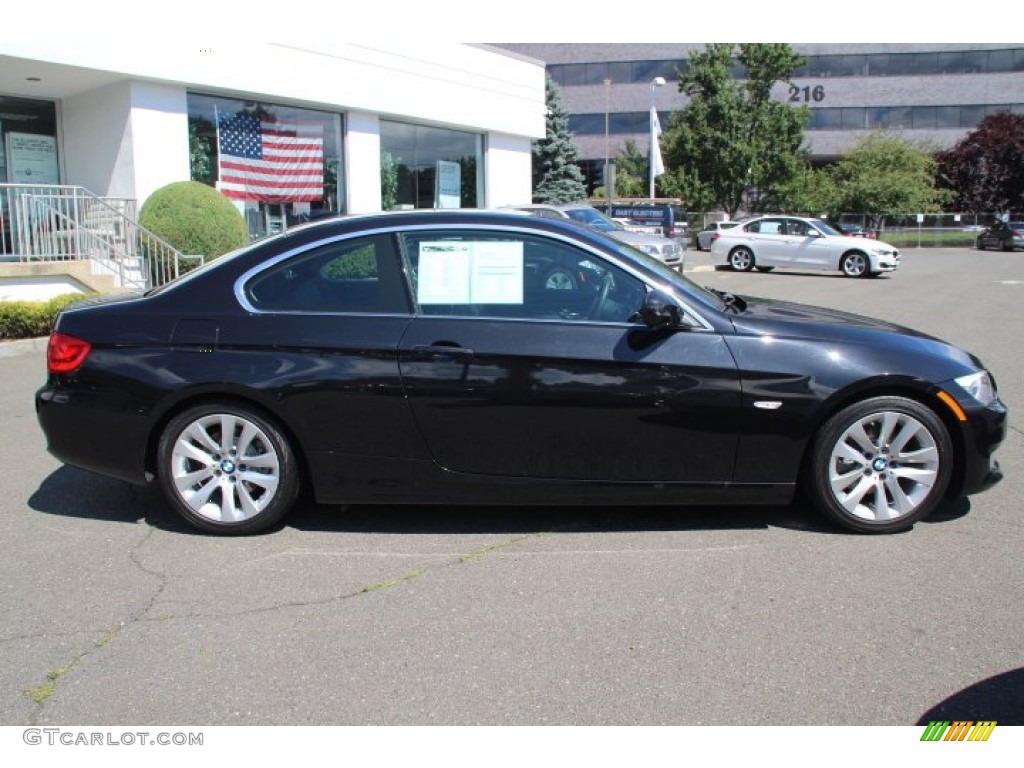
[
  {"x1": 840, "y1": 252, "x2": 870, "y2": 278},
  {"x1": 976, "y1": 238, "x2": 985, "y2": 250},
  {"x1": 804, "y1": 396, "x2": 952, "y2": 534},
  {"x1": 157, "y1": 402, "x2": 301, "y2": 535},
  {"x1": 728, "y1": 247, "x2": 755, "y2": 272},
  {"x1": 1002, "y1": 238, "x2": 1012, "y2": 252}
]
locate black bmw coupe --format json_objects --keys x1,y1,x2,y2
[{"x1": 36, "y1": 211, "x2": 1006, "y2": 535}]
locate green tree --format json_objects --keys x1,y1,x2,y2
[
  {"x1": 936, "y1": 112, "x2": 1024, "y2": 212},
  {"x1": 532, "y1": 77, "x2": 588, "y2": 204},
  {"x1": 661, "y1": 43, "x2": 809, "y2": 217},
  {"x1": 188, "y1": 119, "x2": 215, "y2": 186},
  {"x1": 380, "y1": 150, "x2": 400, "y2": 211},
  {"x1": 828, "y1": 131, "x2": 952, "y2": 227},
  {"x1": 612, "y1": 139, "x2": 647, "y2": 197},
  {"x1": 777, "y1": 162, "x2": 839, "y2": 215}
]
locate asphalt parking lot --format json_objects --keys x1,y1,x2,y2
[{"x1": 1, "y1": 247, "x2": 1021, "y2": 727}]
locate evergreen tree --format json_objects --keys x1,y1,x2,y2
[{"x1": 533, "y1": 77, "x2": 588, "y2": 204}]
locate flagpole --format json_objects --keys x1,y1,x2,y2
[{"x1": 213, "y1": 104, "x2": 221, "y2": 192}]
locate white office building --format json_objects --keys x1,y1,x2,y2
[{"x1": 0, "y1": 42, "x2": 545, "y2": 238}]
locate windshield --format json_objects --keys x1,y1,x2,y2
[
  {"x1": 609, "y1": 240, "x2": 728, "y2": 311},
  {"x1": 563, "y1": 207, "x2": 622, "y2": 233}
]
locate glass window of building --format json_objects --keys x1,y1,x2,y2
[
  {"x1": 960, "y1": 105, "x2": 987, "y2": 127},
  {"x1": 987, "y1": 49, "x2": 1014, "y2": 73},
  {"x1": 937, "y1": 51, "x2": 963, "y2": 74},
  {"x1": 912, "y1": 106, "x2": 937, "y2": 129},
  {"x1": 808, "y1": 109, "x2": 842, "y2": 130},
  {"x1": 585, "y1": 62, "x2": 610, "y2": 85},
  {"x1": 1, "y1": 96, "x2": 60, "y2": 256},
  {"x1": 963, "y1": 51, "x2": 987, "y2": 73},
  {"x1": 839, "y1": 55, "x2": 866, "y2": 77},
  {"x1": 936, "y1": 107, "x2": 961, "y2": 128},
  {"x1": 0, "y1": 96, "x2": 59, "y2": 186},
  {"x1": 608, "y1": 62, "x2": 632, "y2": 84},
  {"x1": 866, "y1": 54, "x2": 890, "y2": 76},
  {"x1": 186, "y1": 93, "x2": 343, "y2": 241},
  {"x1": 841, "y1": 108, "x2": 866, "y2": 130},
  {"x1": 630, "y1": 60, "x2": 660, "y2": 83},
  {"x1": 379, "y1": 120, "x2": 483, "y2": 210}
]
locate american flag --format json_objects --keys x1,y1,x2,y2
[{"x1": 216, "y1": 112, "x2": 324, "y2": 202}]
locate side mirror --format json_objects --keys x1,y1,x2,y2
[{"x1": 638, "y1": 289, "x2": 683, "y2": 330}]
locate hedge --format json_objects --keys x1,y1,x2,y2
[{"x1": 0, "y1": 293, "x2": 94, "y2": 340}]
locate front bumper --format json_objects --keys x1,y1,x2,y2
[
  {"x1": 870, "y1": 251, "x2": 900, "y2": 272},
  {"x1": 954, "y1": 397, "x2": 1007, "y2": 498}
]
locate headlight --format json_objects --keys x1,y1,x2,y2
[
  {"x1": 955, "y1": 371, "x2": 997, "y2": 405},
  {"x1": 639, "y1": 244, "x2": 660, "y2": 256}
]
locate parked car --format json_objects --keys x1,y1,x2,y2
[
  {"x1": 597, "y1": 202, "x2": 686, "y2": 239},
  {"x1": 825, "y1": 218, "x2": 876, "y2": 239},
  {"x1": 507, "y1": 204, "x2": 684, "y2": 269},
  {"x1": 975, "y1": 220, "x2": 1024, "y2": 251},
  {"x1": 694, "y1": 220, "x2": 739, "y2": 250},
  {"x1": 710, "y1": 215, "x2": 901, "y2": 277},
  {"x1": 36, "y1": 210, "x2": 1004, "y2": 536}
]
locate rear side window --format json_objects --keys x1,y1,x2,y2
[{"x1": 245, "y1": 234, "x2": 410, "y2": 314}]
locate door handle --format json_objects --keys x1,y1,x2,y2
[{"x1": 411, "y1": 344, "x2": 474, "y2": 362}]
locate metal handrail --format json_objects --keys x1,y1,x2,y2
[{"x1": 1, "y1": 183, "x2": 197, "y2": 288}]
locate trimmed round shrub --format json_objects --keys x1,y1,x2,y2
[{"x1": 139, "y1": 182, "x2": 248, "y2": 260}]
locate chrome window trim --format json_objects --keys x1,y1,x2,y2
[{"x1": 233, "y1": 222, "x2": 715, "y2": 331}]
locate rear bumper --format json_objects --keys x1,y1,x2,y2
[{"x1": 36, "y1": 385, "x2": 151, "y2": 485}]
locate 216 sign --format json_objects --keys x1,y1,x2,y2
[{"x1": 789, "y1": 84, "x2": 826, "y2": 103}]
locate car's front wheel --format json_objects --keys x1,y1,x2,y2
[
  {"x1": 804, "y1": 396, "x2": 952, "y2": 534},
  {"x1": 728, "y1": 247, "x2": 755, "y2": 271},
  {"x1": 157, "y1": 402, "x2": 301, "y2": 535},
  {"x1": 976, "y1": 237, "x2": 985, "y2": 250},
  {"x1": 840, "y1": 252, "x2": 870, "y2": 278}
]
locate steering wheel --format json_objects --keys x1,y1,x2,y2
[{"x1": 587, "y1": 272, "x2": 614, "y2": 319}]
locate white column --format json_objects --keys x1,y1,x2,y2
[{"x1": 345, "y1": 111, "x2": 382, "y2": 213}]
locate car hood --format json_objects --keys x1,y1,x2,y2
[{"x1": 728, "y1": 294, "x2": 980, "y2": 368}]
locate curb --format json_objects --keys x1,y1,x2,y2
[{"x1": 0, "y1": 336, "x2": 49, "y2": 359}]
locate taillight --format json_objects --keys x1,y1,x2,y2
[{"x1": 47, "y1": 332, "x2": 91, "y2": 374}]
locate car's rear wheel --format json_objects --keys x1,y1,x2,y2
[
  {"x1": 805, "y1": 396, "x2": 952, "y2": 534},
  {"x1": 157, "y1": 402, "x2": 300, "y2": 535},
  {"x1": 840, "y1": 252, "x2": 869, "y2": 278},
  {"x1": 728, "y1": 247, "x2": 755, "y2": 271}
]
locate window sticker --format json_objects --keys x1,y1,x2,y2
[{"x1": 417, "y1": 241, "x2": 524, "y2": 304}]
